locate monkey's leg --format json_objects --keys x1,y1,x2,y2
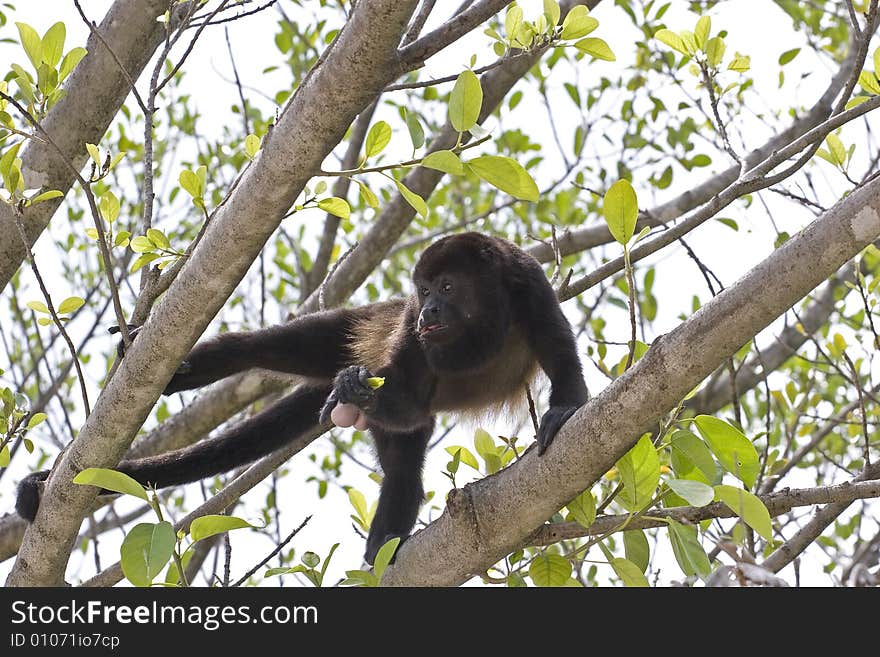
[
  {"x1": 163, "y1": 307, "x2": 361, "y2": 394},
  {"x1": 365, "y1": 423, "x2": 432, "y2": 565},
  {"x1": 16, "y1": 385, "x2": 331, "y2": 521}
]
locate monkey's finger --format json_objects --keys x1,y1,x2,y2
[{"x1": 318, "y1": 390, "x2": 339, "y2": 425}]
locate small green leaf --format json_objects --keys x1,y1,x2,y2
[
  {"x1": 37, "y1": 317, "x2": 53, "y2": 327},
  {"x1": 26, "y1": 300, "x2": 49, "y2": 314},
  {"x1": 704, "y1": 36, "x2": 725, "y2": 68},
  {"x1": 694, "y1": 415, "x2": 760, "y2": 489},
  {"x1": 655, "y1": 28, "x2": 690, "y2": 56},
  {"x1": 366, "y1": 376, "x2": 385, "y2": 389},
  {"x1": 560, "y1": 5, "x2": 597, "y2": 40},
  {"x1": 624, "y1": 530, "x2": 650, "y2": 573},
  {"x1": 404, "y1": 110, "x2": 425, "y2": 150},
  {"x1": 358, "y1": 181, "x2": 379, "y2": 209},
  {"x1": 610, "y1": 557, "x2": 649, "y2": 587},
  {"x1": 99, "y1": 191, "x2": 120, "y2": 223},
  {"x1": 73, "y1": 467, "x2": 149, "y2": 501},
  {"x1": 714, "y1": 484, "x2": 772, "y2": 540},
  {"x1": 543, "y1": 0, "x2": 561, "y2": 27},
  {"x1": 147, "y1": 228, "x2": 170, "y2": 250},
  {"x1": 30, "y1": 190, "x2": 63, "y2": 204},
  {"x1": 190, "y1": 514, "x2": 255, "y2": 542},
  {"x1": 41, "y1": 22, "x2": 66, "y2": 67},
  {"x1": 16, "y1": 22, "x2": 42, "y2": 69},
  {"x1": 603, "y1": 179, "x2": 639, "y2": 245},
  {"x1": 727, "y1": 53, "x2": 750, "y2": 72},
  {"x1": 858, "y1": 70, "x2": 880, "y2": 96},
  {"x1": 529, "y1": 553, "x2": 572, "y2": 586},
  {"x1": 826, "y1": 133, "x2": 847, "y2": 166},
  {"x1": 575, "y1": 37, "x2": 615, "y2": 61},
  {"x1": 616, "y1": 434, "x2": 660, "y2": 511},
  {"x1": 130, "y1": 253, "x2": 159, "y2": 273},
  {"x1": 373, "y1": 536, "x2": 400, "y2": 583},
  {"x1": 244, "y1": 133, "x2": 261, "y2": 159},
  {"x1": 669, "y1": 429, "x2": 717, "y2": 482},
  {"x1": 364, "y1": 121, "x2": 392, "y2": 158},
  {"x1": 667, "y1": 478, "x2": 714, "y2": 506},
  {"x1": 59, "y1": 47, "x2": 87, "y2": 81},
  {"x1": 422, "y1": 150, "x2": 465, "y2": 175},
  {"x1": 466, "y1": 155, "x2": 539, "y2": 201},
  {"x1": 566, "y1": 488, "x2": 596, "y2": 529},
  {"x1": 85, "y1": 143, "x2": 101, "y2": 166},
  {"x1": 26, "y1": 412, "x2": 47, "y2": 429},
  {"x1": 57, "y1": 296, "x2": 85, "y2": 314},
  {"x1": 667, "y1": 519, "x2": 711, "y2": 577},
  {"x1": 778, "y1": 48, "x2": 800, "y2": 66},
  {"x1": 448, "y1": 69, "x2": 482, "y2": 133},
  {"x1": 394, "y1": 180, "x2": 428, "y2": 219},
  {"x1": 178, "y1": 169, "x2": 202, "y2": 199},
  {"x1": 130, "y1": 236, "x2": 155, "y2": 253},
  {"x1": 443, "y1": 446, "x2": 480, "y2": 470},
  {"x1": 120, "y1": 521, "x2": 176, "y2": 587},
  {"x1": 694, "y1": 16, "x2": 710, "y2": 49},
  {"x1": 317, "y1": 196, "x2": 351, "y2": 220},
  {"x1": 0, "y1": 445, "x2": 9, "y2": 468}
]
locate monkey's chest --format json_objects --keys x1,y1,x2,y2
[{"x1": 429, "y1": 333, "x2": 538, "y2": 416}]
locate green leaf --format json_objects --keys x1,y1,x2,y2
[
  {"x1": 667, "y1": 478, "x2": 714, "y2": 506},
  {"x1": 26, "y1": 300, "x2": 49, "y2": 314},
  {"x1": 57, "y1": 296, "x2": 85, "y2": 314},
  {"x1": 704, "y1": 36, "x2": 725, "y2": 68},
  {"x1": 37, "y1": 317, "x2": 53, "y2": 327},
  {"x1": 624, "y1": 529, "x2": 650, "y2": 573},
  {"x1": 859, "y1": 71, "x2": 880, "y2": 96},
  {"x1": 616, "y1": 434, "x2": 660, "y2": 511},
  {"x1": 366, "y1": 376, "x2": 385, "y2": 389},
  {"x1": 875, "y1": 46, "x2": 880, "y2": 76},
  {"x1": 466, "y1": 155, "x2": 539, "y2": 201},
  {"x1": 342, "y1": 569, "x2": 378, "y2": 587},
  {"x1": 505, "y1": 4, "x2": 523, "y2": 42},
  {"x1": 694, "y1": 16, "x2": 711, "y2": 49},
  {"x1": 394, "y1": 179, "x2": 429, "y2": 219},
  {"x1": 16, "y1": 22, "x2": 42, "y2": 69},
  {"x1": 85, "y1": 143, "x2": 101, "y2": 167},
  {"x1": 178, "y1": 169, "x2": 203, "y2": 199},
  {"x1": 826, "y1": 133, "x2": 847, "y2": 165},
  {"x1": 561, "y1": 5, "x2": 597, "y2": 40},
  {"x1": 190, "y1": 515, "x2": 255, "y2": 542},
  {"x1": 602, "y1": 179, "x2": 639, "y2": 245},
  {"x1": 404, "y1": 110, "x2": 425, "y2": 150},
  {"x1": 41, "y1": 22, "x2": 66, "y2": 67},
  {"x1": 422, "y1": 150, "x2": 465, "y2": 175},
  {"x1": 529, "y1": 553, "x2": 572, "y2": 586},
  {"x1": 713, "y1": 484, "x2": 772, "y2": 540},
  {"x1": 348, "y1": 488, "x2": 369, "y2": 526},
  {"x1": 317, "y1": 196, "x2": 351, "y2": 220},
  {"x1": 655, "y1": 28, "x2": 690, "y2": 56},
  {"x1": 30, "y1": 189, "x2": 64, "y2": 204},
  {"x1": 130, "y1": 253, "x2": 159, "y2": 273},
  {"x1": 610, "y1": 557, "x2": 649, "y2": 587},
  {"x1": 543, "y1": 0, "x2": 561, "y2": 27},
  {"x1": 669, "y1": 429, "x2": 717, "y2": 481},
  {"x1": 130, "y1": 236, "x2": 155, "y2": 253},
  {"x1": 147, "y1": 228, "x2": 170, "y2": 250},
  {"x1": 120, "y1": 521, "x2": 176, "y2": 587},
  {"x1": 358, "y1": 181, "x2": 379, "y2": 209},
  {"x1": 566, "y1": 488, "x2": 596, "y2": 529},
  {"x1": 373, "y1": 536, "x2": 400, "y2": 583},
  {"x1": 778, "y1": 47, "x2": 800, "y2": 66},
  {"x1": 0, "y1": 444, "x2": 9, "y2": 468},
  {"x1": 727, "y1": 53, "x2": 750, "y2": 72},
  {"x1": 59, "y1": 47, "x2": 87, "y2": 81},
  {"x1": 443, "y1": 446, "x2": 480, "y2": 470},
  {"x1": 26, "y1": 412, "x2": 47, "y2": 429},
  {"x1": 575, "y1": 37, "x2": 615, "y2": 61},
  {"x1": 244, "y1": 133, "x2": 261, "y2": 159},
  {"x1": 364, "y1": 121, "x2": 392, "y2": 158},
  {"x1": 448, "y1": 69, "x2": 482, "y2": 133},
  {"x1": 99, "y1": 191, "x2": 120, "y2": 223},
  {"x1": 694, "y1": 415, "x2": 760, "y2": 489},
  {"x1": 73, "y1": 467, "x2": 149, "y2": 501},
  {"x1": 667, "y1": 519, "x2": 711, "y2": 577}
]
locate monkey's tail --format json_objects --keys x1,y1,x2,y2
[{"x1": 15, "y1": 385, "x2": 331, "y2": 521}]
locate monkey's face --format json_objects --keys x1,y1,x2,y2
[{"x1": 415, "y1": 272, "x2": 470, "y2": 344}]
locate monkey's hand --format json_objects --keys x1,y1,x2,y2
[
  {"x1": 535, "y1": 405, "x2": 579, "y2": 455},
  {"x1": 319, "y1": 366, "x2": 376, "y2": 429},
  {"x1": 16, "y1": 469, "x2": 50, "y2": 521}
]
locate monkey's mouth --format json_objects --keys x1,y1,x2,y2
[{"x1": 418, "y1": 322, "x2": 447, "y2": 337}]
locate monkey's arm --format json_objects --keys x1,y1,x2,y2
[
  {"x1": 158, "y1": 307, "x2": 360, "y2": 394},
  {"x1": 515, "y1": 265, "x2": 588, "y2": 453}
]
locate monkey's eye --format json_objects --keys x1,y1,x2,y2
[
  {"x1": 441, "y1": 282, "x2": 453, "y2": 294},
  {"x1": 420, "y1": 286, "x2": 430, "y2": 296}
]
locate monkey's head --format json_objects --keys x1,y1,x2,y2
[{"x1": 412, "y1": 233, "x2": 512, "y2": 373}]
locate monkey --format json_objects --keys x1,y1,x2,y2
[{"x1": 16, "y1": 232, "x2": 588, "y2": 564}]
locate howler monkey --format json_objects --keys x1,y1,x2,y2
[{"x1": 17, "y1": 232, "x2": 587, "y2": 564}]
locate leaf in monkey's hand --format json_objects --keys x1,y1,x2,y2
[{"x1": 366, "y1": 377, "x2": 385, "y2": 389}]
